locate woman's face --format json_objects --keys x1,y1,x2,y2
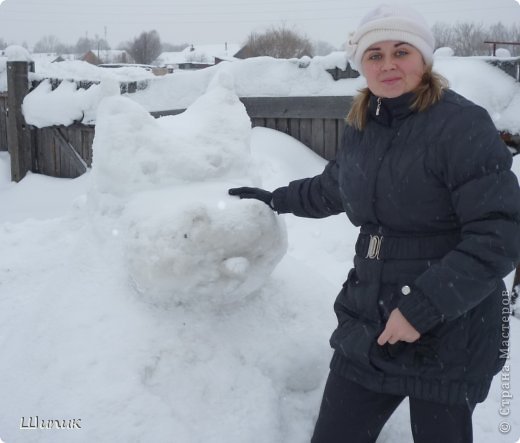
[{"x1": 361, "y1": 41, "x2": 426, "y2": 98}]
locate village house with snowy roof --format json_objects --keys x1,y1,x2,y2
[
  {"x1": 153, "y1": 43, "x2": 241, "y2": 72},
  {"x1": 80, "y1": 49, "x2": 134, "y2": 66}
]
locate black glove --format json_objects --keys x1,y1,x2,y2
[{"x1": 228, "y1": 187, "x2": 273, "y2": 209}]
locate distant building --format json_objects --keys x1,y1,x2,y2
[
  {"x1": 96, "y1": 49, "x2": 134, "y2": 64},
  {"x1": 233, "y1": 45, "x2": 255, "y2": 60},
  {"x1": 153, "y1": 43, "x2": 242, "y2": 72},
  {"x1": 30, "y1": 53, "x2": 76, "y2": 64},
  {"x1": 80, "y1": 49, "x2": 134, "y2": 66},
  {"x1": 80, "y1": 50, "x2": 102, "y2": 65}
]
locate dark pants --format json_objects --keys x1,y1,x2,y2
[{"x1": 311, "y1": 371, "x2": 476, "y2": 443}]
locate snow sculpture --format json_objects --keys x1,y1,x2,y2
[
  {"x1": 496, "y1": 48, "x2": 511, "y2": 58},
  {"x1": 434, "y1": 47, "x2": 454, "y2": 57},
  {"x1": 89, "y1": 73, "x2": 287, "y2": 306}
]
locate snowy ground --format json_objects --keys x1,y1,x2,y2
[
  {"x1": 1, "y1": 137, "x2": 520, "y2": 442},
  {"x1": 0, "y1": 60, "x2": 520, "y2": 442}
]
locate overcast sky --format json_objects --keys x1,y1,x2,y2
[{"x1": 0, "y1": 0, "x2": 519, "y2": 50}]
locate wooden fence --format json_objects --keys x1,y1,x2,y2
[
  {"x1": 0, "y1": 61, "x2": 353, "y2": 181},
  {"x1": 1, "y1": 60, "x2": 520, "y2": 293},
  {"x1": 152, "y1": 96, "x2": 350, "y2": 162},
  {"x1": 1, "y1": 59, "x2": 519, "y2": 182}
]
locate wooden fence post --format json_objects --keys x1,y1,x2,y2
[{"x1": 6, "y1": 60, "x2": 35, "y2": 182}]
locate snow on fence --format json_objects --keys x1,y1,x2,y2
[
  {"x1": 0, "y1": 61, "x2": 353, "y2": 182},
  {"x1": 0, "y1": 91, "x2": 7, "y2": 153},
  {"x1": 0, "y1": 60, "x2": 519, "y2": 293},
  {"x1": 0, "y1": 59, "x2": 518, "y2": 183},
  {"x1": 152, "y1": 96, "x2": 350, "y2": 161}
]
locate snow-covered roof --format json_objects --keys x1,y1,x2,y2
[
  {"x1": 96, "y1": 49, "x2": 132, "y2": 64},
  {"x1": 31, "y1": 53, "x2": 76, "y2": 64},
  {"x1": 4, "y1": 48, "x2": 517, "y2": 135},
  {"x1": 154, "y1": 43, "x2": 241, "y2": 66}
]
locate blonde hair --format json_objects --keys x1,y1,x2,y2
[{"x1": 346, "y1": 66, "x2": 449, "y2": 130}]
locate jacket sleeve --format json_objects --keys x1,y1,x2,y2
[
  {"x1": 398, "y1": 105, "x2": 520, "y2": 334},
  {"x1": 271, "y1": 160, "x2": 345, "y2": 218}
]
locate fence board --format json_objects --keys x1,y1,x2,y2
[
  {"x1": 276, "y1": 118, "x2": 289, "y2": 134},
  {"x1": 337, "y1": 119, "x2": 345, "y2": 153},
  {"x1": 324, "y1": 119, "x2": 338, "y2": 160},
  {"x1": 311, "y1": 119, "x2": 325, "y2": 158},
  {"x1": 240, "y1": 96, "x2": 352, "y2": 119},
  {"x1": 53, "y1": 127, "x2": 87, "y2": 177},
  {"x1": 265, "y1": 118, "x2": 277, "y2": 130},
  {"x1": 0, "y1": 94, "x2": 7, "y2": 151},
  {"x1": 299, "y1": 119, "x2": 313, "y2": 151},
  {"x1": 288, "y1": 118, "x2": 300, "y2": 140},
  {"x1": 82, "y1": 126, "x2": 95, "y2": 166},
  {"x1": 7, "y1": 61, "x2": 34, "y2": 181},
  {"x1": 36, "y1": 129, "x2": 58, "y2": 176},
  {"x1": 251, "y1": 118, "x2": 264, "y2": 129}
]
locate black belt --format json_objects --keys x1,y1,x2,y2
[{"x1": 355, "y1": 230, "x2": 461, "y2": 260}]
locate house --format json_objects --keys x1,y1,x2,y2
[
  {"x1": 80, "y1": 49, "x2": 134, "y2": 66},
  {"x1": 153, "y1": 43, "x2": 242, "y2": 72},
  {"x1": 81, "y1": 50, "x2": 102, "y2": 65},
  {"x1": 96, "y1": 49, "x2": 134, "y2": 65},
  {"x1": 30, "y1": 52, "x2": 76, "y2": 64}
]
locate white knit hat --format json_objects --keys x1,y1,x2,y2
[{"x1": 346, "y1": 3, "x2": 435, "y2": 75}]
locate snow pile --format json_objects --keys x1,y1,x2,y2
[
  {"x1": 0, "y1": 45, "x2": 33, "y2": 91},
  {"x1": 434, "y1": 47, "x2": 454, "y2": 57},
  {"x1": 18, "y1": 53, "x2": 520, "y2": 135},
  {"x1": 4, "y1": 44, "x2": 32, "y2": 62},
  {"x1": 498, "y1": 91, "x2": 520, "y2": 134},
  {"x1": 0, "y1": 58, "x2": 156, "y2": 93},
  {"x1": 0, "y1": 127, "x2": 520, "y2": 443},
  {"x1": 22, "y1": 78, "x2": 121, "y2": 127},
  {"x1": 88, "y1": 72, "x2": 287, "y2": 305},
  {"x1": 130, "y1": 55, "x2": 363, "y2": 112},
  {"x1": 34, "y1": 59, "x2": 155, "y2": 83},
  {"x1": 310, "y1": 51, "x2": 349, "y2": 70},
  {"x1": 433, "y1": 56, "x2": 520, "y2": 133},
  {"x1": 496, "y1": 48, "x2": 512, "y2": 58},
  {"x1": 0, "y1": 128, "x2": 336, "y2": 443}
]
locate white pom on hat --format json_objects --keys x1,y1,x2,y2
[{"x1": 346, "y1": 3, "x2": 435, "y2": 75}]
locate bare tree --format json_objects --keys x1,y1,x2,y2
[
  {"x1": 432, "y1": 21, "x2": 520, "y2": 56},
  {"x1": 0, "y1": 38, "x2": 7, "y2": 50},
  {"x1": 486, "y1": 22, "x2": 520, "y2": 56},
  {"x1": 127, "y1": 30, "x2": 162, "y2": 64},
  {"x1": 162, "y1": 42, "x2": 190, "y2": 52},
  {"x1": 75, "y1": 36, "x2": 93, "y2": 54},
  {"x1": 33, "y1": 35, "x2": 62, "y2": 53},
  {"x1": 93, "y1": 34, "x2": 110, "y2": 51},
  {"x1": 244, "y1": 25, "x2": 313, "y2": 58},
  {"x1": 454, "y1": 22, "x2": 488, "y2": 55},
  {"x1": 75, "y1": 36, "x2": 109, "y2": 55},
  {"x1": 313, "y1": 40, "x2": 337, "y2": 56},
  {"x1": 512, "y1": 23, "x2": 520, "y2": 56},
  {"x1": 432, "y1": 22, "x2": 455, "y2": 50}
]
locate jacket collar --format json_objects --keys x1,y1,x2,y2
[{"x1": 368, "y1": 92, "x2": 416, "y2": 126}]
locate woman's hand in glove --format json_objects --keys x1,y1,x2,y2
[{"x1": 228, "y1": 187, "x2": 274, "y2": 209}]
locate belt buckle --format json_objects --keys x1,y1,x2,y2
[{"x1": 366, "y1": 235, "x2": 383, "y2": 260}]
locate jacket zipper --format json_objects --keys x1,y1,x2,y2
[{"x1": 376, "y1": 97, "x2": 382, "y2": 116}]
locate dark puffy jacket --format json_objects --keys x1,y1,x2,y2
[{"x1": 272, "y1": 89, "x2": 520, "y2": 404}]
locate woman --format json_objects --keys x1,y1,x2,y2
[{"x1": 229, "y1": 4, "x2": 520, "y2": 442}]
